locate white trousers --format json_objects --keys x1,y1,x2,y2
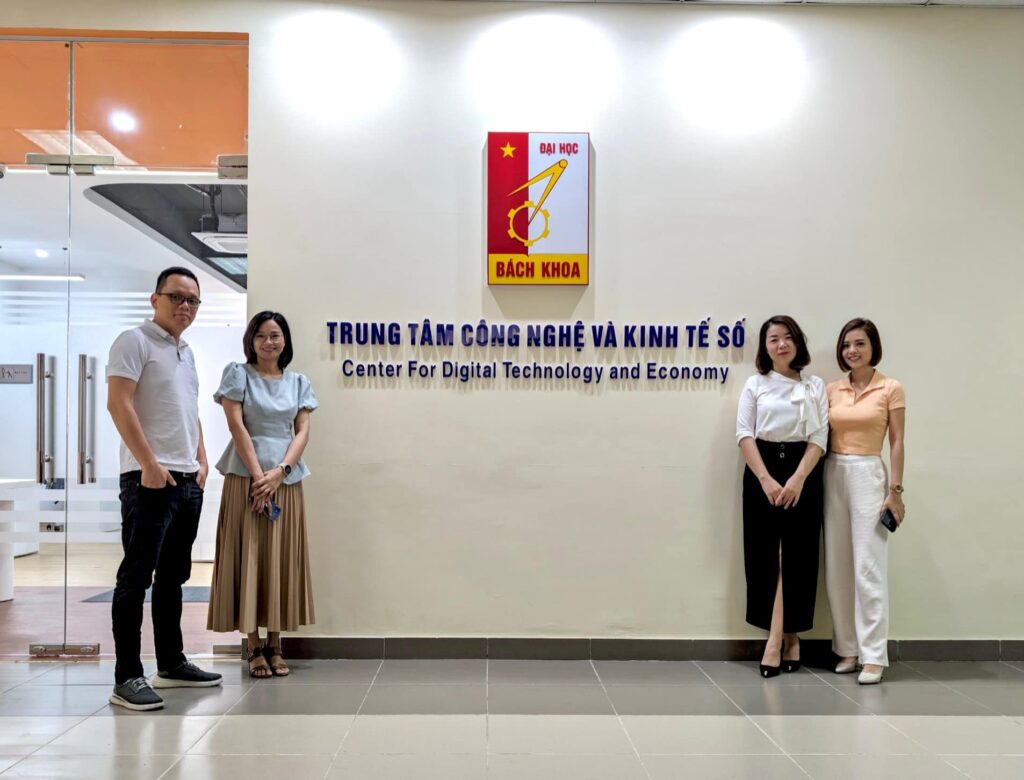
[{"x1": 824, "y1": 454, "x2": 890, "y2": 667}]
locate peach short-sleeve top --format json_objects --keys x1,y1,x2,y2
[{"x1": 826, "y1": 371, "x2": 905, "y2": 456}]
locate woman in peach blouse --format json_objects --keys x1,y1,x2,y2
[{"x1": 824, "y1": 318, "x2": 906, "y2": 685}]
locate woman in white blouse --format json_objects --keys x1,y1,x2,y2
[{"x1": 736, "y1": 316, "x2": 829, "y2": 678}]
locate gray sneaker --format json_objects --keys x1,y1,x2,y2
[
  {"x1": 110, "y1": 677, "x2": 164, "y2": 711},
  {"x1": 152, "y1": 660, "x2": 223, "y2": 688}
]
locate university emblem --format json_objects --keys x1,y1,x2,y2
[{"x1": 487, "y1": 132, "x2": 590, "y2": 286}]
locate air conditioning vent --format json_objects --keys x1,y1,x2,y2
[{"x1": 191, "y1": 232, "x2": 248, "y2": 254}]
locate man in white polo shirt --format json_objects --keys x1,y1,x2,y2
[{"x1": 106, "y1": 267, "x2": 222, "y2": 710}]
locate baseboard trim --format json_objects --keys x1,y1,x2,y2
[{"x1": 222, "y1": 638, "x2": 1024, "y2": 663}]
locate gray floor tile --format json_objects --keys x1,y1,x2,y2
[
  {"x1": 29, "y1": 661, "x2": 154, "y2": 687},
  {"x1": 883, "y1": 716, "x2": 1024, "y2": 755},
  {"x1": 909, "y1": 662, "x2": 1024, "y2": 685},
  {"x1": 488, "y1": 684, "x2": 614, "y2": 715},
  {"x1": 487, "y1": 754, "x2": 646, "y2": 779},
  {"x1": 838, "y1": 682, "x2": 996, "y2": 716},
  {"x1": 605, "y1": 684, "x2": 741, "y2": 715},
  {"x1": 0, "y1": 717, "x2": 85, "y2": 756},
  {"x1": 951, "y1": 685, "x2": 1024, "y2": 716},
  {"x1": 0, "y1": 754, "x2": 179, "y2": 779},
  {"x1": 593, "y1": 661, "x2": 709, "y2": 685},
  {"x1": 827, "y1": 663, "x2": 930, "y2": 686},
  {"x1": 266, "y1": 659, "x2": 382, "y2": 685},
  {"x1": 721, "y1": 683, "x2": 865, "y2": 716},
  {"x1": 752, "y1": 715, "x2": 926, "y2": 755},
  {"x1": 0, "y1": 684, "x2": 109, "y2": 716},
  {"x1": 227, "y1": 682, "x2": 369, "y2": 715},
  {"x1": 488, "y1": 715, "x2": 635, "y2": 755},
  {"x1": 37, "y1": 715, "x2": 217, "y2": 755},
  {"x1": 793, "y1": 754, "x2": 971, "y2": 780},
  {"x1": 488, "y1": 661, "x2": 599, "y2": 685},
  {"x1": 0, "y1": 758, "x2": 18, "y2": 774},
  {"x1": 942, "y1": 756, "x2": 1024, "y2": 780},
  {"x1": 0, "y1": 663, "x2": 66, "y2": 685},
  {"x1": 696, "y1": 661, "x2": 827, "y2": 686},
  {"x1": 328, "y1": 753, "x2": 487, "y2": 779},
  {"x1": 341, "y1": 714, "x2": 486, "y2": 754},
  {"x1": 644, "y1": 755, "x2": 806, "y2": 780},
  {"x1": 27, "y1": 659, "x2": 252, "y2": 687},
  {"x1": 163, "y1": 754, "x2": 334, "y2": 780},
  {"x1": 374, "y1": 660, "x2": 485, "y2": 685},
  {"x1": 100, "y1": 684, "x2": 250, "y2": 717},
  {"x1": 360, "y1": 684, "x2": 485, "y2": 715},
  {"x1": 621, "y1": 715, "x2": 781, "y2": 755},
  {"x1": 188, "y1": 714, "x2": 352, "y2": 755}
]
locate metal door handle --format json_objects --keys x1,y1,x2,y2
[
  {"x1": 35, "y1": 353, "x2": 55, "y2": 484},
  {"x1": 77, "y1": 354, "x2": 96, "y2": 484}
]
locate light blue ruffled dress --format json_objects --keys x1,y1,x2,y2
[
  {"x1": 213, "y1": 362, "x2": 318, "y2": 483},
  {"x1": 207, "y1": 361, "x2": 319, "y2": 634}
]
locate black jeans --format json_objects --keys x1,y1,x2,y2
[{"x1": 112, "y1": 471, "x2": 203, "y2": 683}]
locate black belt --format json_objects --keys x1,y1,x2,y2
[
  {"x1": 124, "y1": 469, "x2": 197, "y2": 481},
  {"x1": 755, "y1": 439, "x2": 807, "y2": 460}
]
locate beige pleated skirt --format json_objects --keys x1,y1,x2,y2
[{"x1": 207, "y1": 474, "x2": 315, "y2": 633}]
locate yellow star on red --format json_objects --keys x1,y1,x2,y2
[{"x1": 500, "y1": 141, "x2": 516, "y2": 158}]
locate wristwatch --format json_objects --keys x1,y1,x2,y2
[
  {"x1": 889, "y1": 484, "x2": 904, "y2": 494},
  {"x1": 278, "y1": 462, "x2": 292, "y2": 477}
]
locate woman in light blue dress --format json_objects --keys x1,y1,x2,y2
[{"x1": 207, "y1": 311, "x2": 318, "y2": 678}]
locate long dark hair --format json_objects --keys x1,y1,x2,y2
[
  {"x1": 755, "y1": 315, "x2": 811, "y2": 375},
  {"x1": 242, "y1": 311, "x2": 293, "y2": 371}
]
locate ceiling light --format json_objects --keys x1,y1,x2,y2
[
  {"x1": 663, "y1": 19, "x2": 808, "y2": 135},
  {"x1": 0, "y1": 274, "x2": 85, "y2": 282},
  {"x1": 272, "y1": 10, "x2": 402, "y2": 123},
  {"x1": 34, "y1": 249, "x2": 49, "y2": 259},
  {"x1": 109, "y1": 110, "x2": 138, "y2": 133},
  {"x1": 467, "y1": 15, "x2": 620, "y2": 128}
]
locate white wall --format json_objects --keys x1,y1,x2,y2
[{"x1": 5, "y1": 1, "x2": 1023, "y2": 640}]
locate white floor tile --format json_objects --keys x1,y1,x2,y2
[{"x1": 488, "y1": 715, "x2": 635, "y2": 755}]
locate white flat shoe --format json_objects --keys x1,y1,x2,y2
[
  {"x1": 835, "y1": 659, "x2": 859, "y2": 674},
  {"x1": 858, "y1": 668, "x2": 883, "y2": 685}
]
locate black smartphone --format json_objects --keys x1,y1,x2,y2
[{"x1": 879, "y1": 508, "x2": 899, "y2": 533}]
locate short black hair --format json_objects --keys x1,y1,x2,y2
[
  {"x1": 155, "y1": 266, "x2": 200, "y2": 294},
  {"x1": 243, "y1": 311, "x2": 294, "y2": 371},
  {"x1": 755, "y1": 315, "x2": 811, "y2": 375},
  {"x1": 836, "y1": 318, "x2": 882, "y2": 371}
]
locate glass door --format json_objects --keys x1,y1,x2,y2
[
  {"x1": 1, "y1": 32, "x2": 248, "y2": 660},
  {"x1": 0, "y1": 38, "x2": 74, "y2": 654},
  {"x1": 64, "y1": 38, "x2": 249, "y2": 659}
]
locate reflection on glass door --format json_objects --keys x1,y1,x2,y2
[{"x1": 1, "y1": 31, "x2": 249, "y2": 659}]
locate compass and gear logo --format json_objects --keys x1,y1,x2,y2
[
  {"x1": 507, "y1": 201, "x2": 550, "y2": 247},
  {"x1": 506, "y1": 159, "x2": 568, "y2": 249}
]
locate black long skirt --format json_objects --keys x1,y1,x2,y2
[{"x1": 742, "y1": 439, "x2": 824, "y2": 633}]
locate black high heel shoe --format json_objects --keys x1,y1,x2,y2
[
  {"x1": 782, "y1": 639, "x2": 801, "y2": 673},
  {"x1": 760, "y1": 662, "x2": 781, "y2": 678},
  {"x1": 760, "y1": 641, "x2": 782, "y2": 678}
]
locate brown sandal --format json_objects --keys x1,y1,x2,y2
[
  {"x1": 264, "y1": 645, "x2": 290, "y2": 677},
  {"x1": 247, "y1": 645, "x2": 272, "y2": 678}
]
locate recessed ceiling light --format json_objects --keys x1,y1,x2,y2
[
  {"x1": 34, "y1": 249, "x2": 49, "y2": 259},
  {"x1": 110, "y1": 110, "x2": 138, "y2": 133}
]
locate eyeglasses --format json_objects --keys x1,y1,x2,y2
[
  {"x1": 157, "y1": 292, "x2": 202, "y2": 309},
  {"x1": 254, "y1": 334, "x2": 283, "y2": 343}
]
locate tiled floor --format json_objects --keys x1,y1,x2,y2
[{"x1": 0, "y1": 658, "x2": 1022, "y2": 778}]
